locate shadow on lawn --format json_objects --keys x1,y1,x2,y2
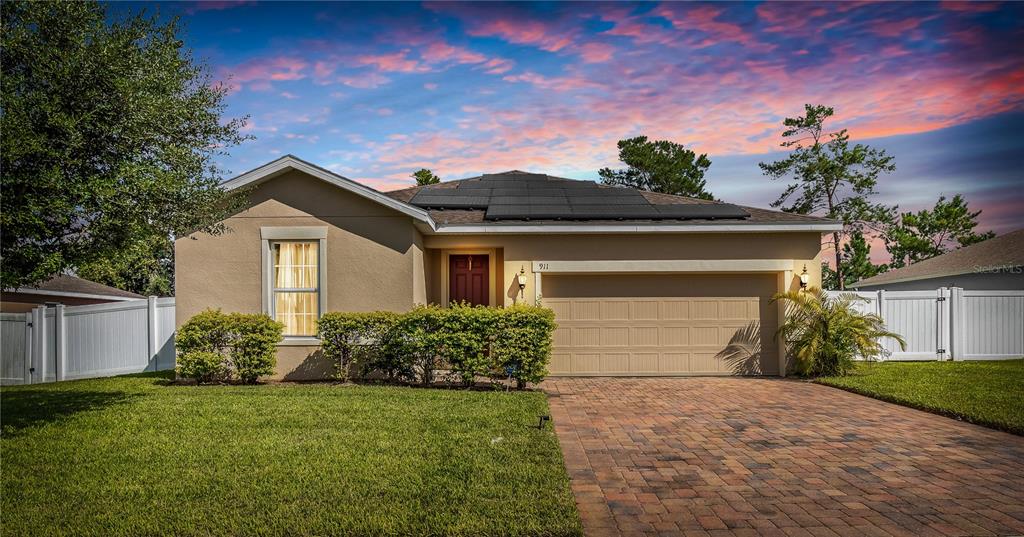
[{"x1": 0, "y1": 389, "x2": 138, "y2": 437}]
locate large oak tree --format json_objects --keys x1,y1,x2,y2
[{"x1": 1, "y1": 1, "x2": 248, "y2": 291}]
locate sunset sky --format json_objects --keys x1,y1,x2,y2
[{"x1": 124, "y1": 1, "x2": 1023, "y2": 239}]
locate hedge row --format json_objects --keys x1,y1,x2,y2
[
  {"x1": 318, "y1": 303, "x2": 557, "y2": 388},
  {"x1": 176, "y1": 309, "x2": 284, "y2": 384}
]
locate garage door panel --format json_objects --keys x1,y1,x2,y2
[
  {"x1": 662, "y1": 301, "x2": 689, "y2": 320},
  {"x1": 601, "y1": 353, "x2": 630, "y2": 374},
  {"x1": 631, "y1": 301, "x2": 661, "y2": 320},
  {"x1": 573, "y1": 327, "x2": 601, "y2": 346},
  {"x1": 602, "y1": 301, "x2": 630, "y2": 320},
  {"x1": 548, "y1": 289, "x2": 775, "y2": 376},
  {"x1": 573, "y1": 301, "x2": 601, "y2": 321},
  {"x1": 630, "y1": 326, "x2": 660, "y2": 346},
  {"x1": 692, "y1": 300, "x2": 720, "y2": 320},
  {"x1": 662, "y1": 326, "x2": 689, "y2": 346},
  {"x1": 690, "y1": 326, "x2": 719, "y2": 346},
  {"x1": 631, "y1": 353, "x2": 659, "y2": 372},
  {"x1": 553, "y1": 327, "x2": 571, "y2": 346},
  {"x1": 601, "y1": 327, "x2": 630, "y2": 346},
  {"x1": 660, "y1": 352, "x2": 689, "y2": 371},
  {"x1": 572, "y1": 353, "x2": 601, "y2": 374},
  {"x1": 547, "y1": 301, "x2": 571, "y2": 320}
]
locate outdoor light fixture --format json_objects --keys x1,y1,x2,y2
[
  {"x1": 517, "y1": 266, "x2": 527, "y2": 298},
  {"x1": 799, "y1": 265, "x2": 810, "y2": 290}
]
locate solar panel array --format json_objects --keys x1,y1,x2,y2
[{"x1": 408, "y1": 173, "x2": 750, "y2": 221}]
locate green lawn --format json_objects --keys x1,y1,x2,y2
[
  {"x1": 817, "y1": 359, "x2": 1024, "y2": 435},
  {"x1": 1, "y1": 372, "x2": 582, "y2": 536}
]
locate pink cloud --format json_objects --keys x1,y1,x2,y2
[
  {"x1": 577, "y1": 42, "x2": 615, "y2": 63},
  {"x1": 502, "y1": 71, "x2": 597, "y2": 92},
  {"x1": 480, "y1": 58, "x2": 514, "y2": 74},
  {"x1": 221, "y1": 56, "x2": 308, "y2": 91},
  {"x1": 939, "y1": 1, "x2": 1002, "y2": 12},
  {"x1": 420, "y1": 42, "x2": 487, "y2": 65},
  {"x1": 337, "y1": 73, "x2": 391, "y2": 89},
  {"x1": 355, "y1": 50, "x2": 427, "y2": 73}
]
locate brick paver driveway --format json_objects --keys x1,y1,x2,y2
[{"x1": 544, "y1": 378, "x2": 1024, "y2": 537}]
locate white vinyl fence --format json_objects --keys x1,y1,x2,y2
[
  {"x1": 0, "y1": 297, "x2": 175, "y2": 385},
  {"x1": 826, "y1": 288, "x2": 1024, "y2": 361}
]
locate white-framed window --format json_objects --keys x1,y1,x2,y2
[
  {"x1": 261, "y1": 227, "x2": 326, "y2": 340},
  {"x1": 271, "y1": 241, "x2": 319, "y2": 336}
]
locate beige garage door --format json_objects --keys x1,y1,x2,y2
[{"x1": 545, "y1": 274, "x2": 778, "y2": 376}]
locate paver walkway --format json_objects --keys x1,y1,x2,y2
[{"x1": 544, "y1": 377, "x2": 1024, "y2": 536}]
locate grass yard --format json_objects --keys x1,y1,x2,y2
[
  {"x1": 1, "y1": 372, "x2": 582, "y2": 536},
  {"x1": 818, "y1": 359, "x2": 1024, "y2": 435}
]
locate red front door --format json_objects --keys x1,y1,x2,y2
[{"x1": 449, "y1": 254, "x2": 489, "y2": 306}]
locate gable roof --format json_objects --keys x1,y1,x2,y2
[
  {"x1": 222, "y1": 155, "x2": 433, "y2": 225},
  {"x1": 387, "y1": 171, "x2": 840, "y2": 231},
  {"x1": 222, "y1": 157, "x2": 840, "y2": 233},
  {"x1": 851, "y1": 229, "x2": 1024, "y2": 288},
  {"x1": 11, "y1": 275, "x2": 145, "y2": 301}
]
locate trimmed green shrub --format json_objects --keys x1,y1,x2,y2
[
  {"x1": 391, "y1": 305, "x2": 445, "y2": 386},
  {"x1": 176, "y1": 351, "x2": 228, "y2": 384},
  {"x1": 492, "y1": 304, "x2": 557, "y2": 388},
  {"x1": 229, "y1": 313, "x2": 284, "y2": 383},
  {"x1": 175, "y1": 309, "x2": 232, "y2": 355},
  {"x1": 318, "y1": 311, "x2": 401, "y2": 381},
  {"x1": 437, "y1": 303, "x2": 497, "y2": 386},
  {"x1": 318, "y1": 304, "x2": 556, "y2": 388},
  {"x1": 176, "y1": 309, "x2": 284, "y2": 384}
]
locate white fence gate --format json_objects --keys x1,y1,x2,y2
[
  {"x1": 826, "y1": 288, "x2": 1024, "y2": 361},
  {"x1": 0, "y1": 297, "x2": 175, "y2": 385}
]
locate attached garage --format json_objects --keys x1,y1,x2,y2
[{"x1": 544, "y1": 274, "x2": 780, "y2": 376}]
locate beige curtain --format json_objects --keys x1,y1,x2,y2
[{"x1": 273, "y1": 242, "x2": 318, "y2": 336}]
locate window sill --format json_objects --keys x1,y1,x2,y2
[{"x1": 278, "y1": 337, "x2": 321, "y2": 346}]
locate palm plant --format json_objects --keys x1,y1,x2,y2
[{"x1": 772, "y1": 287, "x2": 906, "y2": 377}]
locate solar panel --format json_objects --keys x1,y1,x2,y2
[{"x1": 412, "y1": 174, "x2": 751, "y2": 221}]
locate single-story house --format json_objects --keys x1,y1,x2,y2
[
  {"x1": 175, "y1": 155, "x2": 840, "y2": 380},
  {"x1": 851, "y1": 229, "x2": 1024, "y2": 291},
  {"x1": 1, "y1": 274, "x2": 145, "y2": 313}
]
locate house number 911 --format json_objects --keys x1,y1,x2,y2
[{"x1": 537, "y1": 263, "x2": 549, "y2": 270}]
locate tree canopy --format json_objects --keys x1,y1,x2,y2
[
  {"x1": 0, "y1": 1, "x2": 248, "y2": 291},
  {"x1": 760, "y1": 104, "x2": 896, "y2": 289},
  {"x1": 412, "y1": 168, "x2": 441, "y2": 186},
  {"x1": 883, "y1": 194, "x2": 994, "y2": 269},
  {"x1": 599, "y1": 136, "x2": 713, "y2": 200},
  {"x1": 822, "y1": 231, "x2": 886, "y2": 290}
]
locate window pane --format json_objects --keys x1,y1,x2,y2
[
  {"x1": 273, "y1": 242, "x2": 318, "y2": 289},
  {"x1": 275, "y1": 292, "x2": 318, "y2": 336}
]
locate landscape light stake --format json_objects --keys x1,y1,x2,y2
[{"x1": 536, "y1": 415, "x2": 550, "y2": 429}]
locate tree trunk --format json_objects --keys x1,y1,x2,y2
[{"x1": 833, "y1": 231, "x2": 844, "y2": 290}]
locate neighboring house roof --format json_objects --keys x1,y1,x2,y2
[
  {"x1": 851, "y1": 229, "x2": 1024, "y2": 288},
  {"x1": 10, "y1": 275, "x2": 145, "y2": 301},
  {"x1": 223, "y1": 155, "x2": 841, "y2": 234}
]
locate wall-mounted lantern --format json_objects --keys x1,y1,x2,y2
[
  {"x1": 517, "y1": 266, "x2": 527, "y2": 299},
  {"x1": 799, "y1": 265, "x2": 810, "y2": 290}
]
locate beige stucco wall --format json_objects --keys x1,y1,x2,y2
[
  {"x1": 174, "y1": 170, "x2": 423, "y2": 379},
  {"x1": 423, "y1": 232, "x2": 823, "y2": 307}
]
